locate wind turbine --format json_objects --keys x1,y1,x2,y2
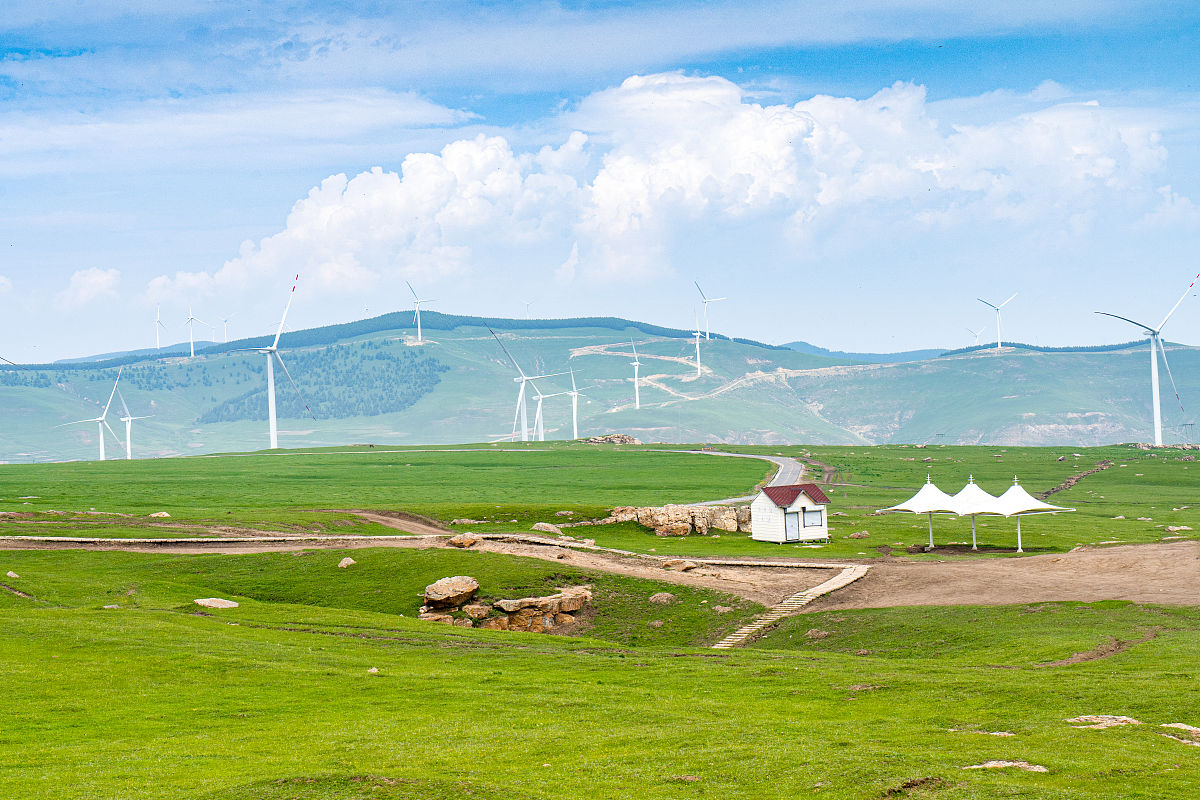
[
  {"x1": 531, "y1": 387, "x2": 571, "y2": 442},
  {"x1": 1096, "y1": 271, "x2": 1200, "y2": 446},
  {"x1": 692, "y1": 312, "x2": 703, "y2": 377},
  {"x1": 184, "y1": 306, "x2": 208, "y2": 358},
  {"x1": 236, "y1": 274, "x2": 315, "y2": 449},
  {"x1": 977, "y1": 293, "x2": 1017, "y2": 349},
  {"x1": 155, "y1": 305, "x2": 168, "y2": 350},
  {"x1": 59, "y1": 368, "x2": 122, "y2": 461},
  {"x1": 630, "y1": 338, "x2": 642, "y2": 410},
  {"x1": 220, "y1": 315, "x2": 234, "y2": 344},
  {"x1": 406, "y1": 281, "x2": 435, "y2": 343},
  {"x1": 488, "y1": 328, "x2": 563, "y2": 442},
  {"x1": 567, "y1": 368, "x2": 585, "y2": 439},
  {"x1": 115, "y1": 388, "x2": 151, "y2": 460},
  {"x1": 694, "y1": 281, "x2": 726, "y2": 340},
  {"x1": 524, "y1": 300, "x2": 534, "y2": 320},
  {"x1": 966, "y1": 327, "x2": 983, "y2": 346}
]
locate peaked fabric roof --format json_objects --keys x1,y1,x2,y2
[
  {"x1": 881, "y1": 476, "x2": 956, "y2": 514},
  {"x1": 994, "y1": 480, "x2": 1073, "y2": 516},
  {"x1": 949, "y1": 476, "x2": 1002, "y2": 516},
  {"x1": 761, "y1": 483, "x2": 831, "y2": 507}
]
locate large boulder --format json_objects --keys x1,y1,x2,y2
[
  {"x1": 649, "y1": 592, "x2": 676, "y2": 605},
  {"x1": 558, "y1": 587, "x2": 592, "y2": 612},
  {"x1": 423, "y1": 576, "x2": 479, "y2": 608},
  {"x1": 448, "y1": 533, "x2": 482, "y2": 548},
  {"x1": 610, "y1": 506, "x2": 639, "y2": 522},
  {"x1": 531, "y1": 522, "x2": 563, "y2": 535},
  {"x1": 194, "y1": 598, "x2": 238, "y2": 609}
]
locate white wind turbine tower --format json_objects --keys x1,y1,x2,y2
[
  {"x1": 694, "y1": 281, "x2": 726, "y2": 340},
  {"x1": 630, "y1": 338, "x2": 642, "y2": 410},
  {"x1": 406, "y1": 281, "x2": 436, "y2": 344},
  {"x1": 692, "y1": 312, "x2": 703, "y2": 377},
  {"x1": 221, "y1": 315, "x2": 234, "y2": 344},
  {"x1": 524, "y1": 300, "x2": 534, "y2": 320},
  {"x1": 115, "y1": 388, "x2": 151, "y2": 460},
  {"x1": 531, "y1": 387, "x2": 570, "y2": 442},
  {"x1": 59, "y1": 368, "x2": 123, "y2": 461},
  {"x1": 184, "y1": 306, "x2": 209, "y2": 358},
  {"x1": 966, "y1": 327, "x2": 983, "y2": 346},
  {"x1": 1096, "y1": 271, "x2": 1200, "y2": 446},
  {"x1": 489, "y1": 328, "x2": 562, "y2": 442},
  {"x1": 977, "y1": 293, "x2": 1017, "y2": 350},
  {"x1": 236, "y1": 274, "x2": 315, "y2": 449},
  {"x1": 567, "y1": 368, "x2": 585, "y2": 439},
  {"x1": 155, "y1": 305, "x2": 168, "y2": 350}
]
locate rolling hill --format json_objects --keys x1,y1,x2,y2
[{"x1": 1, "y1": 310, "x2": 1196, "y2": 461}]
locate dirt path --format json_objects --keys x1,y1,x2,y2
[{"x1": 803, "y1": 541, "x2": 1200, "y2": 611}]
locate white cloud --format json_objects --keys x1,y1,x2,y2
[
  {"x1": 56, "y1": 268, "x2": 120, "y2": 310},
  {"x1": 0, "y1": 275, "x2": 12, "y2": 294},
  {"x1": 145, "y1": 72, "x2": 1187, "y2": 297}
]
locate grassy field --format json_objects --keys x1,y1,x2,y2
[
  {"x1": 1, "y1": 547, "x2": 1197, "y2": 799},
  {"x1": 2, "y1": 443, "x2": 1197, "y2": 798}
]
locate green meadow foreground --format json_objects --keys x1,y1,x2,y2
[{"x1": 1, "y1": 444, "x2": 1198, "y2": 798}]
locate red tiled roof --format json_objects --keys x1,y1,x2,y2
[{"x1": 761, "y1": 483, "x2": 831, "y2": 508}]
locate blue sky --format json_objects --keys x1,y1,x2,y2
[{"x1": 3, "y1": 0, "x2": 1200, "y2": 361}]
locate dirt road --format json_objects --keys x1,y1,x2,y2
[{"x1": 804, "y1": 541, "x2": 1200, "y2": 610}]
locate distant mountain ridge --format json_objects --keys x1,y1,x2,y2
[{"x1": 784, "y1": 341, "x2": 947, "y2": 363}]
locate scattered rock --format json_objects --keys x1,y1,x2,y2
[
  {"x1": 102, "y1": 604, "x2": 120, "y2": 609},
  {"x1": 448, "y1": 533, "x2": 482, "y2": 548},
  {"x1": 1066, "y1": 715, "x2": 1142, "y2": 729},
  {"x1": 453, "y1": 618, "x2": 474, "y2": 628},
  {"x1": 148, "y1": 511, "x2": 171, "y2": 518},
  {"x1": 1137, "y1": 517, "x2": 1153, "y2": 522},
  {"x1": 367, "y1": 667, "x2": 379, "y2": 674},
  {"x1": 1161, "y1": 734, "x2": 1200, "y2": 747},
  {"x1": 462, "y1": 603, "x2": 492, "y2": 620},
  {"x1": 848, "y1": 531, "x2": 870, "y2": 539},
  {"x1": 554, "y1": 510, "x2": 575, "y2": 517},
  {"x1": 855, "y1": 650, "x2": 872, "y2": 656},
  {"x1": 649, "y1": 620, "x2": 664, "y2": 628},
  {"x1": 1112, "y1": 515, "x2": 1125, "y2": 520},
  {"x1": 5, "y1": 571, "x2": 18, "y2": 578},
  {"x1": 418, "y1": 611, "x2": 453, "y2": 624},
  {"x1": 194, "y1": 598, "x2": 238, "y2": 609},
  {"x1": 582, "y1": 433, "x2": 642, "y2": 445},
  {"x1": 1162, "y1": 722, "x2": 1200, "y2": 735},
  {"x1": 532, "y1": 522, "x2": 563, "y2": 535},
  {"x1": 553, "y1": 612, "x2": 575, "y2": 626},
  {"x1": 450, "y1": 518, "x2": 485, "y2": 525},
  {"x1": 1166, "y1": 526, "x2": 1193, "y2": 533},
  {"x1": 649, "y1": 592, "x2": 676, "y2": 605},
  {"x1": 337, "y1": 557, "x2": 356, "y2": 568},
  {"x1": 962, "y1": 761, "x2": 1047, "y2": 773},
  {"x1": 662, "y1": 559, "x2": 699, "y2": 572},
  {"x1": 423, "y1": 576, "x2": 479, "y2": 608},
  {"x1": 712, "y1": 605, "x2": 734, "y2": 614},
  {"x1": 804, "y1": 629, "x2": 831, "y2": 640}
]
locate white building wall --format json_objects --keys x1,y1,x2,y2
[
  {"x1": 787, "y1": 497, "x2": 829, "y2": 541},
  {"x1": 750, "y1": 493, "x2": 786, "y2": 542}
]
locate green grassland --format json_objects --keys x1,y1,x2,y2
[{"x1": 2, "y1": 444, "x2": 1198, "y2": 798}]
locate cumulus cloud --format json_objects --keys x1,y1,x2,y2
[
  {"x1": 147, "y1": 72, "x2": 1186, "y2": 296},
  {"x1": 56, "y1": 268, "x2": 120, "y2": 309}
]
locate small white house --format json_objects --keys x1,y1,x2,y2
[{"x1": 750, "y1": 484, "x2": 831, "y2": 543}]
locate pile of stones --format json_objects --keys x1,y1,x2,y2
[
  {"x1": 603, "y1": 504, "x2": 751, "y2": 536},
  {"x1": 418, "y1": 576, "x2": 592, "y2": 633},
  {"x1": 580, "y1": 433, "x2": 642, "y2": 445}
]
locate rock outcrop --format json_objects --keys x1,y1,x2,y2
[
  {"x1": 582, "y1": 434, "x2": 642, "y2": 445},
  {"x1": 417, "y1": 584, "x2": 592, "y2": 634},
  {"x1": 423, "y1": 576, "x2": 479, "y2": 608},
  {"x1": 606, "y1": 504, "x2": 751, "y2": 536},
  {"x1": 531, "y1": 522, "x2": 563, "y2": 535}
]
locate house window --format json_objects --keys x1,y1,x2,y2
[{"x1": 803, "y1": 509, "x2": 824, "y2": 527}]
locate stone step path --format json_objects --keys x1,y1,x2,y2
[{"x1": 711, "y1": 564, "x2": 870, "y2": 649}]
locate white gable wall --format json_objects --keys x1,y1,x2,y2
[{"x1": 751, "y1": 490, "x2": 830, "y2": 543}]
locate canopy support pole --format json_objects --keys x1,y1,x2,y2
[
  {"x1": 971, "y1": 515, "x2": 977, "y2": 551},
  {"x1": 1016, "y1": 515, "x2": 1023, "y2": 553},
  {"x1": 927, "y1": 512, "x2": 934, "y2": 549}
]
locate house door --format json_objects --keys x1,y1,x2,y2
[{"x1": 784, "y1": 512, "x2": 801, "y2": 541}]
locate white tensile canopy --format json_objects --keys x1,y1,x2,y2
[
  {"x1": 950, "y1": 475, "x2": 1002, "y2": 551},
  {"x1": 881, "y1": 476, "x2": 957, "y2": 549},
  {"x1": 992, "y1": 479, "x2": 1074, "y2": 552},
  {"x1": 881, "y1": 476, "x2": 1074, "y2": 552}
]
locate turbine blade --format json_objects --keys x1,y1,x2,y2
[
  {"x1": 708, "y1": 296, "x2": 727, "y2": 302},
  {"x1": 0, "y1": 354, "x2": 16, "y2": 366},
  {"x1": 1094, "y1": 311, "x2": 1157, "y2": 333},
  {"x1": 103, "y1": 419, "x2": 120, "y2": 442},
  {"x1": 272, "y1": 273, "x2": 300, "y2": 350},
  {"x1": 273, "y1": 352, "x2": 316, "y2": 420},
  {"x1": 977, "y1": 298, "x2": 999, "y2": 311},
  {"x1": 1158, "y1": 271, "x2": 1200, "y2": 330},
  {"x1": 116, "y1": 387, "x2": 131, "y2": 419},
  {"x1": 694, "y1": 280, "x2": 707, "y2": 301},
  {"x1": 630, "y1": 337, "x2": 638, "y2": 359},
  {"x1": 999, "y1": 293, "x2": 1017, "y2": 308},
  {"x1": 1158, "y1": 338, "x2": 1186, "y2": 415},
  {"x1": 489, "y1": 327, "x2": 526, "y2": 377},
  {"x1": 570, "y1": 368, "x2": 577, "y2": 392},
  {"x1": 406, "y1": 280, "x2": 419, "y2": 301},
  {"x1": 101, "y1": 367, "x2": 123, "y2": 418}
]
